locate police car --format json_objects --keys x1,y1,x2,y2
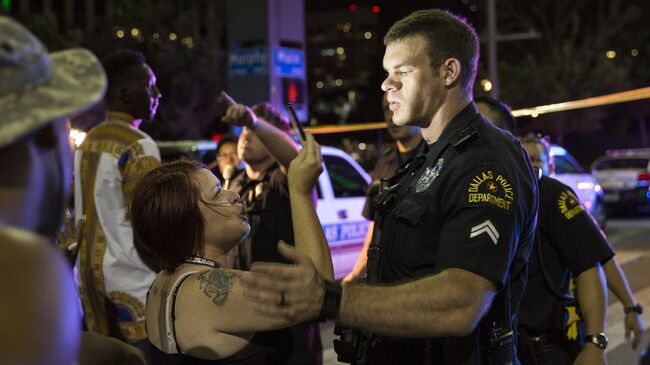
[
  {"x1": 591, "y1": 148, "x2": 650, "y2": 213},
  {"x1": 551, "y1": 144, "x2": 606, "y2": 227},
  {"x1": 317, "y1": 146, "x2": 371, "y2": 278},
  {"x1": 157, "y1": 141, "x2": 371, "y2": 278}
]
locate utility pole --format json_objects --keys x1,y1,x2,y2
[
  {"x1": 487, "y1": 0, "x2": 498, "y2": 98},
  {"x1": 483, "y1": 1, "x2": 540, "y2": 98}
]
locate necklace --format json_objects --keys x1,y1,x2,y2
[{"x1": 183, "y1": 256, "x2": 216, "y2": 268}]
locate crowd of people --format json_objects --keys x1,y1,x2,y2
[{"x1": 0, "y1": 7, "x2": 646, "y2": 365}]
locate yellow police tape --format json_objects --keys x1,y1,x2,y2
[{"x1": 305, "y1": 86, "x2": 650, "y2": 134}]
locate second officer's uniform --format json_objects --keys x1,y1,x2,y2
[
  {"x1": 369, "y1": 102, "x2": 539, "y2": 364},
  {"x1": 517, "y1": 175, "x2": 614, "y2": 364}
]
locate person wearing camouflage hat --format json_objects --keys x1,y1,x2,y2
[{"x1": 0, "y1": 16, "x2": 144, "y2": 365}]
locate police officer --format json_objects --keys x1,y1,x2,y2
[
  {"x1": 477, "y1": 99, "x2": 645, "y2": 364},
  {"x1": 240, "y1": 9, "x2": 538, "y2": 365},
  {"x1": 517, "y1": 134, "x2": 612, "y2": 365}
]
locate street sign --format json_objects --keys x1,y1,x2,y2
[
  {"x1": 228, "y1": 47, "x2": 268, "y2": 76},
  {"x1": 273, "y1": 47, "x2": 304, "y2": 78}
]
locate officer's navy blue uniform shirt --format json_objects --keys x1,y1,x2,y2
[
  {"x1": 362, "y1": 141, "x2": 423, "y2": 220},
  {"x1": 375, "y1": 102, "x2": 539, "y2": 364},
  {"x1": 518, "y1": 175, "x2": 615, "y2": 333}
]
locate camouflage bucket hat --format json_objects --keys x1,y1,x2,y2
[{"x1": 0, "y1": 16, "x2": 106, "y2": 148}]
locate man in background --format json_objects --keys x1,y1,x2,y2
[
  {"x1": 75, "y1": 49, "x2": 162, "y2": 355},
  {"x1": 221, "y1": 92, "x2": 323, "y2": 364}
]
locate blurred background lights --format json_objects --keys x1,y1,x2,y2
[
  {"x1": 480, "y1": 79, "x2": 493, "y2": 92},
  {"x1": 69, "y1": 128, "x2": 86, "y2": 148}
]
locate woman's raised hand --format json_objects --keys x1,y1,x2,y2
[{"x1": 288, "y1": 133, "x2": 322, "y2": 195}]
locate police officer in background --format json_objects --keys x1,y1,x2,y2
[
  {"x1": 240, "y1": 9, "x2": 538, "y2": 364},
  {"x1": 474, "y1": 96, "x2": 516, "y2": 133},
  {"x1": 343, "y1": 92, "x2": 423, "y2": 283},
  {"x1": 518, "y1": 134, "x2": 612, "y2": 365},
  {"x1": 477, "y1": 99, "x2": 645, "y2": 365}
]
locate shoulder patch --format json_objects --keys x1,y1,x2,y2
[
  {"x1": 557, "y1": 190, "x2": 584, "y2": 220},
  {"x1": 467, "y1": 169, "x2": 515, "y2": 214}
]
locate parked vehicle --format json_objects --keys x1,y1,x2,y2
[
  {"x1": 551, "y1": 144, "x2": 607, "y2": 227},
  {"x1": 591, "y1": 148, "x2": 650, "y2": 213},
  {"x1": 156, "y1": 141, "x2": 371, "y2": 278},
  {"x1": 317, "y1": 146, "x2": 370, "y2": 278}
]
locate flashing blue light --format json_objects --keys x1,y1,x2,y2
[{"x1": 550, "y1": 144, "x2": 567, "y2": 157}]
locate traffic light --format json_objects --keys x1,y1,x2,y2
[{"x1": 282, "y1": 78, "x2": 304, "y2": 107}]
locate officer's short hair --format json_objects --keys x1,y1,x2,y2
[
  {"x1": 384, "y1": 9, "x2": 479, "y2": 96},
  {"x1": 475, "y1": 95, "x2": 516, "y2": 132},
  {"x1": 252, "y1": 102, "x2": 291, "y2": 134},
  {"x1": 520, "y1": 133, "x2": 551, "y2": 158}
]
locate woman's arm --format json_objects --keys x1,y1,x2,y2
[
  {"x1": 168, "y1": 268, "x2": 299, "y2": 359},
  {"x1": 287, "y1": 133, "x2": 334, "y2": 279}
]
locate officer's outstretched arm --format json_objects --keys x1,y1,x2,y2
[
  {"x1": 602, "y1": 257, "x2": 643, "y2": 349},
  {"x1": 574, "y1": 264, "x2": 607, "y2": 365},
  {"x1": 338, "y1": 268, "x2": 496, "y2": 337}
]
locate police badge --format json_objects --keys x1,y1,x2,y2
[{"x1": 415, "y1": 158, "x2": 444, "y2": 193}]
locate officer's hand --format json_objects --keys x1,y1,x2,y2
[
  {"x1": 573, "y1": 344, "x2": 606, "y2": 365},
  {"x1": 221, "y1": 91, "x2": 257, "y2": 128},
  {"x1": 240, "y1": 242, "x2": 325, "y2": 323},
  {"x1": 624, "y1": 312, "x2": 644, "y2": 349},
  {"x1": 288, "y1": 133, "x2": 322, "y2": 196},
  {"x1": 79, "y1": 331, "x2": 147, "y2": 365}
]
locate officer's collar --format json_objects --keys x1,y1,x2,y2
[{"x1": 417, "y1": 102, "x2": 479, "y2": 159}]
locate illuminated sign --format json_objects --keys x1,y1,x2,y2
[
  {"x1": 228, "y1": 47, "x2": 268, "y2": 76},
  {"x1": 274, "y1": 47, "x2": 304, "y2": 78}
]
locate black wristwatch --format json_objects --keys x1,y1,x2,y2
[
  {"x1": 624, "y1": 304, "x2": 643, "y2": 314},
  {"x1": 317, "y1": 280, "x2": 342, "y2": 321},
  {"x1": 584, "y1": 333, "x2": 608, "y2": 350}
]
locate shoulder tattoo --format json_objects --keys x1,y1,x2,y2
[{"x1": 197, "y1": 270, "x2": 237, "y2": 305}]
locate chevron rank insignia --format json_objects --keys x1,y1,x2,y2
[
  {"x1": 415, "y1": 158, "x2": 444, "y2": 193},
  {"x1": 557, "y1": 189, "x2": 584, "y2": 220},
  {"x1": 467, "y1": 169, "x2": 514, "y2": 214},
  {"x1": 470, "y1": 219, "x2": 499, "y2": 245}
]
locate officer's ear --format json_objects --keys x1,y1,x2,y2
[{"x1": 441, "y1": 58, "x2": 462, "y2": 87}]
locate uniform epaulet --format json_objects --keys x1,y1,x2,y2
[{"x1": 449, "y1": 126, "x2": 480, "y2": 151}]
